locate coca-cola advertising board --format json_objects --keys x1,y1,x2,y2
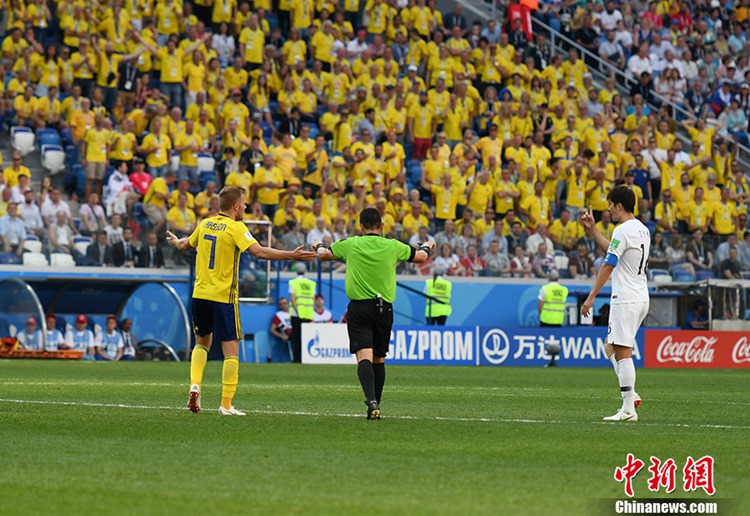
[{"x1": 645, "y1": 330, "x2": 750, "y2": 369}]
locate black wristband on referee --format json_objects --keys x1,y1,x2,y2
[
  {"x1": 418, "y1": 244, "x2": 431, "y2": 254},
  {"x1": 314, "y1": 243, "x2": 327, "y2": 252}
]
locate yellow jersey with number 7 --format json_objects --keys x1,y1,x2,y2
[{"x1": 189, "y1": 214, "x2": 257, "y2": 304}]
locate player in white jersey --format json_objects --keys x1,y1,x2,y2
[{"x1": 580, "y1": 185, "x2": 650, "y2": 422}]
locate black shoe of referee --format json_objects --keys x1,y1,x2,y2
[{"x1": 366, "y1": 401, "x2": 381, "y2": 420}]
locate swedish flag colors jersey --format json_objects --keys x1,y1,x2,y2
[{"x1": 189, "y1": 214, "x2": 257, "y2": 304}]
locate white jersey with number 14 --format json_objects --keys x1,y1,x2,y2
[{"x1": 606, "y1": 219, "x2": 650, "y2": 304}]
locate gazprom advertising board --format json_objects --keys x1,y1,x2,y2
[{"x1": 301, "y1": 324, "x2": 644, "y2": 367}]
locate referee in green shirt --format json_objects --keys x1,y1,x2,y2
[{"x1": 314, "y1": 207, "x2": 434, "y2": 419}]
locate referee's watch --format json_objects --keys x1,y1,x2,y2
[
  {"x1": 418, "y1": 243, "x2": 432, "y2": 254},
  {"x1": 314, "y1": 242, "x2": 327, "y2": 252}
]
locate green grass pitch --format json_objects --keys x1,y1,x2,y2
[{"x1": 0, "y1": 361, "x2": 747, "y2": 515}]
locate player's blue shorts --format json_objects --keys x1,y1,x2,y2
[{"x1": 192, "y1": 298, "x2": 242, "y2": 342}]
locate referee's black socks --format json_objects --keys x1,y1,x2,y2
[
  {"x1": 357, "y1": 360, "x2": 377, "y2": 405},
  {"x1": 373, "y1": 362, "x2": 385, "y2": 405}
]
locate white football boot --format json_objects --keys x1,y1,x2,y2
[
  {"x1": 219, "y1": 406, "x2": 246, "y2": 416},
  {"x1": 603, "y1": 408, "x2": 638, "y2": 422}
]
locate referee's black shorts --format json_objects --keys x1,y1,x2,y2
[
  {"x1": 192, "y1": 298, "x2": 242, "y2": 342},
  {"x1": 346, "y1": 299, "x2": 393, "y2": 358}
]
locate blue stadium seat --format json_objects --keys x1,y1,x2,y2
[
  {"x1": 37, "y1": 128, "x2": 61, "y2": 148},
  {"x1": 73, "y1": 164, "x2": 87, "y2": 198},
  {"x1": 268, "y1": 101, "x2": 279, "y2": 114},
  {"x1": 307, "y1": 125, "x2": 320, "y2": 139},
  {"x1": 102, "y1": 166, "x2": 115, "y2": 186},
  {"x1": 650, "y1": 269, "x2": 670, "y2": 281},
  {"x1": 696, "y1": 270, "x2": 716, "y2": 281},
  {"x1": 60, "y1": 128, "x2": 74, "y2": 147},
  {"x1": 409, "y1": 162, "x2": 422, "y2": 183},
  {"x1": 558, "y1": 269, "x2": 571, "y2": 279},
  {"x1": 134, "y1": 203, "x2": 152, "y2": 232},
  {"x1": 0, "y1": 252, "x2": 21, "y2": 265},
  {"x1": 672, "y1": 271, "x2": 696, "y2": 283},
  {"x1": 259, "y1": 121, "x2": 272, "y2": 135},
  {"x1": 199, "y1": 170, "x2": 217, "y2": 189},
  {"x1": 267, "y1": 13, "x2": 279, "y2": 31},
  {"x1": 66, "y1": 144, "x2": 78, "y2": 168},
  {"x1": 644, "y1": 221, "x2": 657, "y2": 235}
]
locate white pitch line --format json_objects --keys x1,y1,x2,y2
[
  {"x1": 0, "y1": 398, "x2": 748, "y2": 430},
  {"x1": 3, "y1": 381, "x2": 750, "y2": 406}
]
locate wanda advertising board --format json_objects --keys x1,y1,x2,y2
[{"x1": 645, "y1": 330, "x2": 750, "y2": 369}]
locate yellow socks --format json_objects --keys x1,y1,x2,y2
[
  {"x1": 192, "y1": 348, "x2": 240, "y2": 410},
  {"x1": 190, "y1": 344, "x2": 208, "y2": 387},
  {"x1": 221, "y1": 356, "x2": 239, "y2": 410}
]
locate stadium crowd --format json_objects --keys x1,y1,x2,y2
[{"x1": 0, "y1": 0, "x2": 748, "y2": 280}]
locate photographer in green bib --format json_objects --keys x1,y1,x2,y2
[
  {"x1": 538, "y1": 270, "x2": 568, "y2": 327},
  {"x1": 289, "y1": 263, "x2": 316, "y2": 362},
  {"x1": 424, "y1": 266, "x2": 452, "y2": 325}
]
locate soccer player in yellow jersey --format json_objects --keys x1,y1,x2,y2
[{"x1": 167, "y1": 186, "x2": 315, "y2": 416}]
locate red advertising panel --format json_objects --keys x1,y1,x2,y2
[{"x1": 645, "y1": 330, "x2": 750, "y2": 369}]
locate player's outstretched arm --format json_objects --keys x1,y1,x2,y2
[
  {"x1": 166, "y1": 231, "x2": 194, "y2": 251},
  {"x1": 580, "y1": 205, "x2": 610, "y2": 254},
  {"x1": 248, "y1": 242, "x2": 316, "y2": 262},
  {"x1": 581, "y1": 264, "x2": 614, "y2": 318}
]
